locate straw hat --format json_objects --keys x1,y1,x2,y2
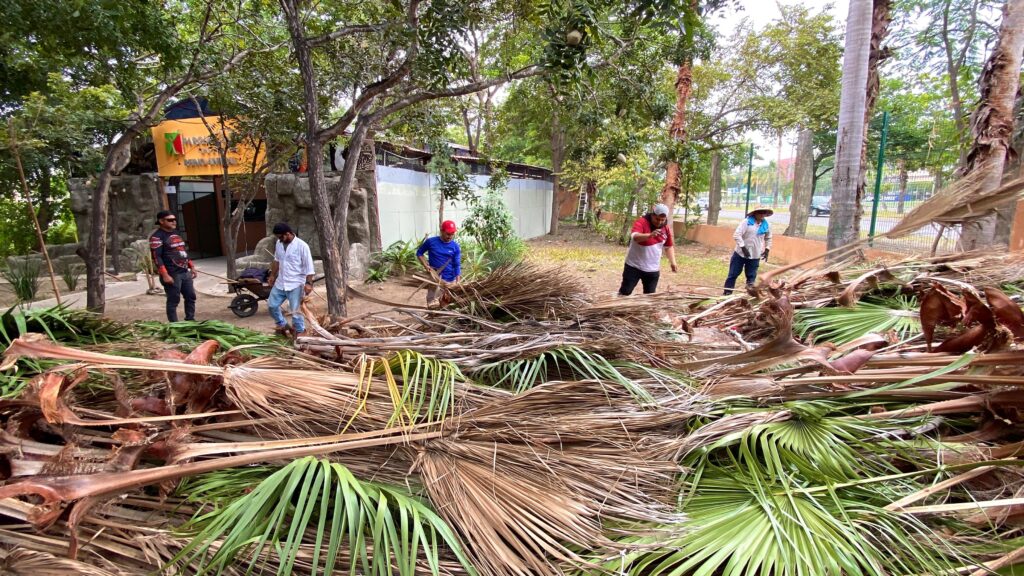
[{"x1": 747, "y1": 205, "x2": 774, "y2": 217}]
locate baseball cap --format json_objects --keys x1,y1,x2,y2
[
  {"x1": 272, "y1": 222, "x2": 294, "y2": 235},
  {"x1": 155, "y1": 210, "x2": 175, "y2": 224},
  {"x1": 652, "y1": 203, "x2": 670, "y2": 216},
  {"x1": 441, "y1": 220, "x2": 457, "y2": 234}
]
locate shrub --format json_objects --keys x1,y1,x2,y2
[
  {"x1": 59, "y1": 260, "x2": 84, "y2": 292},
  {"x1": 366, "y1": 239, "x2": 422, "y2": 283},
  {"x1": 1, "y1": 258, "x2": 42, "y2": 303}
]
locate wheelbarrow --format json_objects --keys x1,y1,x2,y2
[{"x1": 228, "y1": 276, "x2": 271, "y2": 318}]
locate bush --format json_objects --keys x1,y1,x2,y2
[
  {"x1": 58, "y1": 260, "x2": 84, "y2": 292},
  {"x1": 1, "y1": 258, "x2": 42, "y2": 303},
  {"x1": 366, "y1": 239, "x2": 422, "y2": 283}
]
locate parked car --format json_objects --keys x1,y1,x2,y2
[{"x1": 810, "y1": 196, "x2": 831, "y2": 217}]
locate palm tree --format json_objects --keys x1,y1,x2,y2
[
  {"x1": 823, "y1": 0, "x2": 872, "y2": 250},
  {"x1": 826, "y1": 0, "x2": 873, "y2": 251},
  {"x1": 957, "y1": 0, "x2": 1024, "y2": 250}
]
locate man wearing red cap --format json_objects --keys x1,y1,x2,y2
[{"x1": 417, "y1": 220, "x2": 461, "y2": 305}]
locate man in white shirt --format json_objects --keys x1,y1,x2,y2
[{"x1": 266, "y1": 222, "x2": 315, "y2": 337}]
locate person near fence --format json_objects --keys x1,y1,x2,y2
[
  {"x1": 723, "y1": 205, "x2": 773, "y2": 295},
  {"x1": 417, "y1": 220, "x2": 461, "y2": 306},
  {"x1": 149, "y1": 210, "x2": 197, "y2": 322},
  {"x1": 617, "y1": 203, "x2": 678, "y2": 296},
  {"x1": 267, "y1": 223, "x2": 315, "y2": 337}
]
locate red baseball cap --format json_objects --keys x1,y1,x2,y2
[{"x1": 441, "y1": 220, "x2": 457, "y2": 234}]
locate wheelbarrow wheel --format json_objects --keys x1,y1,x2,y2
[{"x1": 229, "y1": 294, "x2": 258, "y2": 318}]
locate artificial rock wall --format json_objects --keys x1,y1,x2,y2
[{"x1": 69, "y1": 174, "x2": 164, "y2": 254}]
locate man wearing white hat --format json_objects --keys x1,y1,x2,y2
[
  {"x1": 724, "y1": 205, "x2": 773, "y2": 294},
  {"x1": 617, "y1": 203, "x2": 678, "y2": 295}
]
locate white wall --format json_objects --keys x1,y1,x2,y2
[{"x1": 376, "y1": 166, "x2": 553, "y2": 247}]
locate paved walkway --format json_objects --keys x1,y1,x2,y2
[{"x1": 23, "y1": 257, "x2": 236, "y2": 311}]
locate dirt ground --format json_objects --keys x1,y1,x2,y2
[{"x1": 12, "y1": 223, "x2": 736, "y2": 332}]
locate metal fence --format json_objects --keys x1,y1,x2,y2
[{"x1": 708, "y1": 115, "x2": 960, "y2": 256}]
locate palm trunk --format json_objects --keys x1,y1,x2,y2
[
  {"x1": 785, "y1": 128, "x2": 814, "y2": 237},
  {"x1": 827, "y1": 0, "x2": 876, "y2": 252},
  {"x1": 282, "y1": 0, "x2": 346, "y2": 319},
  {"x1": 549, "y1": 106, "x2": 564, "y2": 235},
  {"x1": 958, "y1": 0, "x2": 1024, "y2": 250},
  {"x1": 661, "y1": 61, "x2": 693, "y2": 213},
  {"x1": 896, "y1": 159, "x2": 908, "y2": 214},
  {"x1": 854, "y1": 0, "x2": 893, "y2": 233},
  {"x1": 708, "y1": 151, "x2": 722, "y2": 225}
]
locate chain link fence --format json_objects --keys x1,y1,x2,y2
[{"x1": 706, "y1": 117, "x2": 961, "y2": 256}]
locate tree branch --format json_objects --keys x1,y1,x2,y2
[{"x1": 307, "y1": 22, "x2": 394, "y2": 48}]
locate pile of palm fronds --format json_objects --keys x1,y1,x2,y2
[{"x1": 2, "y1": 240, "x2": 1024, "y2": 575}]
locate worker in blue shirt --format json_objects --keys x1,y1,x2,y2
[{"x1": 417, "y1": 220, "x2": 461, "y2": 305}]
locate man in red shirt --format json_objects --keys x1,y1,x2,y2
[{"x1": 618, "y1": 203, "x2": 678, "y2": 295}]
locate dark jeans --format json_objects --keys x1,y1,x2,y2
[
  {"x1": 618, "y1": 264, "x2": 660, "y2": 295},
  {"x1": 163, "y1": 270, "x2": 196, "y2": 322},
  {"x1": 723, "y1": 252, "x2": 760, "y2": 295}
]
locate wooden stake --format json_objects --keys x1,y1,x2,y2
[{"x1": 7, "y1": 119, "x2": 62, "y2": 306}]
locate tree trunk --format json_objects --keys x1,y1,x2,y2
[
  {"x1": 549, "y1": 106, "x2": 565, "y2": 235},
  {"x1": 281, "y1": 0, "x2": 346, "y2": 319},
  {"x1": 772, "y1": 132, "x2": 783, "y2": 207},
  {"x1": 361, "y1": 135, "x2": 382, "y2": 253},
  {"x1": 708, "y1": 151, "x2": 722, "y2": 225},
  {"x1": 896, "y1": 159, "x2": 908, "y2": 214},
  {"x1": 940, "y1": 0, "x2": 970, "y2": 168},
  {"x1": 958, "y1": 0, "x2": 1024, "y2": 250},
  {"x1": 109, "y1": 193, "x2": 120, "y2": 275},
  {"x1": 827, "y1": 0, "x2": 875, "y2": 252},
  {"x1": 661, "y1": 62, "x2": 693, "y2": 213},
  {"x1": 853, "y1": 0, "x2": 892, "y2": 236},
  {"x1": 37, "y1": 165, "x2": 52, "y2": 235},
  {"x1": 785, "y1": 128, "x2": 815, "y2": 237},
  {"x1": 620, "y1": 184, "x2": 639, "y2": 244}
]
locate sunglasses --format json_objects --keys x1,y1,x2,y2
[{"x1": 162, "y1": 217, "x2": 177, "y2": 222}]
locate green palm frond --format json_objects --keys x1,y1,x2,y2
[
  {"x1": 469, "y1": 346, "x2": 654, "y2": 403},
  {"x1": 365, "y1": 350, "x2": 461, "y2": 428},
  {"x1": 174, "y1": 457, "x2": 475, "y2": 576},
  {"x1": 613, "y1": 470, "x2": 968, "y2": 576},
  {"x1": 134, "y1": 319, "x2": 283, "y2": 351},
  {"x1": 176, "y1": 466, "x2": 276, "y2": 505},
  {"x1": 692, "y1": 402, "x2": 914, "y2": 482},
  {"x1": 795, "y1": 296, "x2": 921, "y2": 345}
]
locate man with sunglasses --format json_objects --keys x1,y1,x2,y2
[{"x1": 149, "y1": 210, "x2": 197, "y2": 322}]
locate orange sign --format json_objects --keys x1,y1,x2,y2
[{"x1": 151, "y1": 117, "x2": 265, "y2": 177}]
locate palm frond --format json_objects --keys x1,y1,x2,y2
[
  {"x1": 174, "y1": 456, "x2": 475, "y2": 576},
  {"x1": 795, "y1": 296, "x2": 921, "y2": 345},
  {"x1": 364, "y1": 350, "x2": 461, "y2": 428},
  {"x1": 134, "y1": 320, "x2": 283, "y2": 351},
  {"x1": 614, "y1": 470, "x2": 969, "y2": 576},
  {"x1": 468, "y1": 346, "x2": 655, "y2": 403}
]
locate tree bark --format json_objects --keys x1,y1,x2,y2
[
  {"x1": 362, "y1": 135, "x2": 382, "y2": 253},
  {"x1": 282, "y1": 0, "x2": 346, "y2": 319},
  {"x1": 549, "y1": 106, "x2": 565, "y2": 235},
  {"x1": 772, "y1": 132, "x2": 783, "y2": 207},
  {"x1": 958, "y1": 0, "x2": 1024, "y2": 250},
  {"x1": 896, "y1": 158, "x2": 908, "y2": 214},
  {"x1": 708, "y1": 151, "x2": 722, "y2": 225},
  {"x1": 661, "y1": 61, "x2": 693, "y2": 213},
  {"x1": 785, "y1": 128, "x2": 815, "y2": 237},
  {"x1": 37, "y1": 165, "x2": 52, "y2": 235},
  {"x1": 853, "y1": 0, "x2": 892, "y2": 235},
  {"x1": 827, "y1": 0, "x2": 874, "y2": 252}
]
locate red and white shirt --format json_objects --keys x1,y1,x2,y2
[{"x1": 625, "y1": 216, "x2": 673, "y2": 272}]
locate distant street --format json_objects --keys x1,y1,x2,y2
[{"x1": 715, "y1": 209, "x2": 891, "y2": 234}]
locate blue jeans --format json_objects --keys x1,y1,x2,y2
[
  {"x1": 162, "y1": 270, "x2": 196, "y2": 322},
  {"x1": 268, "y1": 285, "x2": 305, "y2": 333},
  {"x1": 723, "y1": 252, "x2": 760, "y2": 295}
]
